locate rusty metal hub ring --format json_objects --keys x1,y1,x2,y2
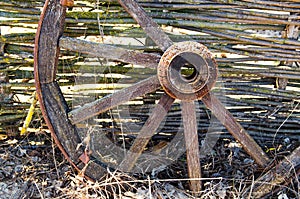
[{"x1": 158, "y1": 41, "x2": 218, "y2": 101}]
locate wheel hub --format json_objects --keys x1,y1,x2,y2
[{"x1": 158, "y1": 41, "x2": 218, "y2": 101}]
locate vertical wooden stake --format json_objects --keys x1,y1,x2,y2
[{"x1": 276, "y1": 13, "x2": 299, "y2": 89}]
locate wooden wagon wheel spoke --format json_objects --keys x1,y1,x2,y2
[
  {"x1": 118, "y1": 0, "x2": 173, "y2": 51},
  {"x1": 68, "y1": 75, "x2": 161, "y2": 124},
  {"x1": 202, "y1": 92, "x2": 270, "y2": 167},
  {"x1": 59, "y1": 36, "x2": 160, "y2": 69},
  {"x1": 118, "y1": 94, "x2": 174, "y2": 172},
  {"x1": 182, "y1": 100, "x2": 202, "y2": 195}
]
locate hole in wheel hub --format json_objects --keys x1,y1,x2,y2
[
  {"x1": 158, "y1": 41, "x2": 218, "y2": 101},
  {"x1": 180, "y1": 63, "x2": 198, "y2": 82}
]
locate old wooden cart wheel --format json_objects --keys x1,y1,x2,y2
[{"x1": 33, "y1": 0, "x2": 298, "y2": 196}]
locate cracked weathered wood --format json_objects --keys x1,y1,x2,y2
[
  {"x1": 182, "y1": 101, "x2": 202, "y2": 195},
  {"x1": 242, "y1": 146, "x2": 300, "y2": 198},
  {"x1": 59, "y1": 36, "x2": 160, "y2": 69},
  {"x1": 118, "y1": 0, "x2": 173, "y2": 51},
  {"x1": 35, "y1": 0, "x2": 66, "y2": 84},
  {"x1": 40, "y1": 82, "x2": 83, "y2": 162},
  {"x1": 68, "y1": 76, "x2": 161, "y2": 124},
  {"x1": 34, "y1": 0, "x2": 103, "y2": 174},
  {"x1": 118, "y1": 94, "x2": 174, "y2": 172}
]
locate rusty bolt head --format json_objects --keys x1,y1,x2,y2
[{"x1": 157, "y1": 41, "x2": 218, "y2": 101}]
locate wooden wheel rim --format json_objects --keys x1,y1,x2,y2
[{"x1": 34, "y1": 0, "x2": 107, "y2": 179}]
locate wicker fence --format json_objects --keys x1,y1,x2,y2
[{"x1": 0, "y1": 0, "x2": 300, "y2": 142}]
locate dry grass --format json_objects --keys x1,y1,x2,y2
[{"x1": 1, "y1": 132, "x2": 299, "y2": 199}]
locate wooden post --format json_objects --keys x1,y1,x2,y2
[
  {"x1": 0, "y1": 72, "x2": 10, "y2": 103},
  {"x1": 0, "y1": 31, "x2": 5, "y2": 56},
  {"x1": 276, "y1": 13, "x2": 299, "y2": 89}
]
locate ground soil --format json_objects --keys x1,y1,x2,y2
[{"x1": 0, "y1": 131, "x2": 299, "y2": 199}]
